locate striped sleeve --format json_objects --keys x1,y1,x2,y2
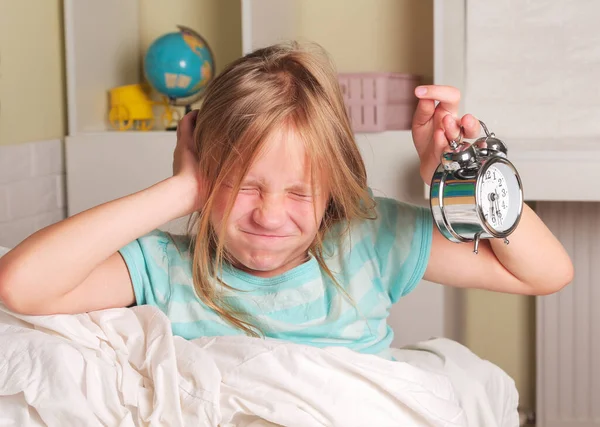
[
  {"x1": 371, "y1": 197, "x2": 433, "y2": 303},
  {"x1": 118, "y1": 230, "x2": 173, "y2": 308}
]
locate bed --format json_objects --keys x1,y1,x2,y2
[{"x1": 0, "y1": 247, "x2": 519, "y2": 426}]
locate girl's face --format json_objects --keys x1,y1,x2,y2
[{"x1": 211, "y1": 126, "x2": 330, "y2": 278}]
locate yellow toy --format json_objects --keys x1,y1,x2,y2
[{"x1": 108, "y1": 84, "x2": 180, "y2": 131}]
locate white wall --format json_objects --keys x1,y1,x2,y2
[
  {"x1": 0, "y1": 1, "x2": 67, "y2": 246},
  {"x1": 466, "y1": 0, "x2": 600, "y2": 139},
  {"x1": 462, "y1": 0, "x2": 600, "y2": 413},
  {"x1": 0, "y1": 140, "x2": 66, "y2": 248},
  {"x1": 0, "y1": 0, "x2": 66, "y2": 146}
]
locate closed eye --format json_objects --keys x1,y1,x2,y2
[
  {"x1": 223, "y1": 183, "x2": 258, "y2": 194},
  {"x1": 289, "y1": 191, "x2": 314, "y2": 201}
]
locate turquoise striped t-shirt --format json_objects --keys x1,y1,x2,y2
[{"x1": 119, "y1": 196, "x2": 433, "y2": 358}]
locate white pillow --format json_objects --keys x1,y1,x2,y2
[{"x1": 0, "y1": 247, "x2": 10, "y2": 258}]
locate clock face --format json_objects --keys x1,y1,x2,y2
[{"x1": 479, "y1": 165, "x2": 510, "y2": 230}]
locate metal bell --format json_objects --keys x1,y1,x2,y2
[
  {"x1": 473, "y1": 121, "x2": 508, "y2": 157},
  {"x1": 441, "y1": 143, "x2": 478, "y2": 172},
  {"x1": 474, "y1": 135, "x2": 508, "y2": 157}
]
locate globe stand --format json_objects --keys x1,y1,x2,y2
[
  {"x1": 144, "y1": 25, "x2": 215, "y2": 132},
  {"x1": 165, "y1": 98, "x2": 194, "y2": 131}
]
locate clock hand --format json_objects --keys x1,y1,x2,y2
[
  {"x1": 494, "y1": 190, "x2": 502, "y2": 219},
  {"x1": 488, "y1": 192, "x2": 496, "y2": 222}
]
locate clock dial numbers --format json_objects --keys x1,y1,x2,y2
[{"x1": 480, "y1": 165, "x2": 510, "y2": 229}]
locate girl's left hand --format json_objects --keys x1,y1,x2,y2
[{"x1": 411, "y1": 85, "x2": 481, "y2": 184}]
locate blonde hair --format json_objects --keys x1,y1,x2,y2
[{"x1": 190, "y1": 41, "x2": 375, "y2": 336}]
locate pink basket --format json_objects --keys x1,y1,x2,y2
[{"x1": 338, "y1": 72, "x2": 420, "y2": 132}]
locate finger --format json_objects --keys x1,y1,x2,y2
[
  {"x1": 414, "y1": 85, "x2": 461, "y2": 115},
  {"x1": 460, "y1": 114, "x2": 481, "y2": 139},
  {"x1": 177, "y1": 110, "x2": 199, "y2": 138},
  {"x1": 442, "y1": 114, "x2": 462, "y2": 144},
  {"x1": 430, "y1": 128, "x2": 450, "y2": 165},
  {"x1": 412, "y1": 99, "x2": 436, "y2": 127}
]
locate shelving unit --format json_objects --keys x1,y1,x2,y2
[
  {"x1": 63, "y1": 0, "x2": 446, "y2": 349},
  {"x1": 63, "y1": 0, "x2": 432, "y2": 136},
  {"x1": 64, "y1": 0, "x2": 435, "y2": 213}
]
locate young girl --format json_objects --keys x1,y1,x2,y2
[{"x1": 0, "y1": 42, "x2": 572, "y2": 358}]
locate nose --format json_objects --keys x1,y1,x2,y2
[{"x1": 252, "y1": 193, "x2": 287, "y2": 230}]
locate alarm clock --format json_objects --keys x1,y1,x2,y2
[{"x1": 429, "y1": 121, "x2": 524, "y2": 254}]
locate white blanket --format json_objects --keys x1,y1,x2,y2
[
  {"x1": 0, "y1": 246, "x2": 517, "y2": 427},
  {"x1": 0, "y1": 304, "x2": 519, "y2": 427}
]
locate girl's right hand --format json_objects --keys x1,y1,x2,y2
[
  {"x1": 0, "y1": 110, "x2": 208, "y2": 316},
  {"x1": 172, "y1": 110, "x2": 205, "y2": 214}
]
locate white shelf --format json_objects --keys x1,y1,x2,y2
[
  {"x1": 424, "y1": 139, "x2": 600, "y2": 202},
  {"x1": 65, "y1": 129, "x2": 420, "y2": 216},
  {"x1": 67, "y1": 129, "x2": 599, "y2": 223},
  {"x1": 509, "y1": 139, "x2": 600, "y2": 202}
]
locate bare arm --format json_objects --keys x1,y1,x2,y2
[
  {"x1": 412, "y1": 85, "x2": 573, "y2": 295},
  {"x1": 424, "y1": 203, "x2": 573, "y2": 295},
  {"x1": 0, "y1": 177, "x2": 196, "y2": 314},
  {"x1": 0, "y1": 112, "x2": 203, "y2": 314}
]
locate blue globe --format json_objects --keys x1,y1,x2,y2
[{"x1": 143, "y1": 25, "x2": 215, "y2": 103}]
